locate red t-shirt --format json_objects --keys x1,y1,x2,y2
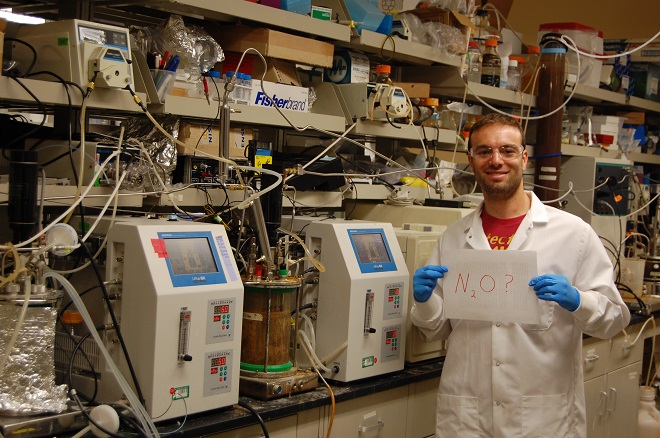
[{"x1": 481, "y1": 210, "x2": 526, "y2": 250}]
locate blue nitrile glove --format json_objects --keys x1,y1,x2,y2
[
  {"x1": 413, "y1": 265, "x2": 448, "y2": 303},
  {"x1": 529, "y1": 274, "x2": 581, "y2": 312}
]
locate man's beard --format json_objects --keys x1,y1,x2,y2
[{"x1": 475, "y1": 169, "x2": 523, "y2": 200}]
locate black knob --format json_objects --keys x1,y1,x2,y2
[
  {"x1": 332, "y1": 365, "x2": 340, "y2": 373},
  {"x1": 183, "y1": 354, "x2": 193, "y2": 362},
  {"x1": 368, "y1": 328, "x2": 377, "y2": 334}
]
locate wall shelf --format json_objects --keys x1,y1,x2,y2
[
  {"x1": 352, "y1": 119, "x2": 457, "y2": 144},
  {"x1": 0, "y1": 77, "x2": 146, "y2": 113},
  {"x1": 345, "y1": 30, "x2": 462, "y2": 67},
  {"x1": 150, "y1": 95, "x2": 346, "y2": 132},
  {"x1": 559, "y1": 144, "x2": 660, "y2": 166},
  {"x1": 130, "y1": 0, "x2": 351, "y2": 42},
  {"x1": 401, "y1": 66, "x2": 537, "y2": 108},
  {"x1": 0, "y1": 184, "x2": 144, "y2": 207}
]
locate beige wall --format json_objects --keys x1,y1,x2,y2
[{"x1": 505, "y1": 0, "x2": 660, "y2": 46}]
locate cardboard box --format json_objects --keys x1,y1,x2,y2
[
  {"x1": 177, "y1": 122, "x2": 219, "y2": 156},
  {"x1": 209, "y1": 26, "x2": 334, "y2": 68},
  {"x1": 617, "y1": 111, "x2": 645, "y2": 125},
  {"x1": 252, "y1": 58, "x2": 301, "y2": 86},
  {"x1": 393, "y1": 82, "x2": 430, "y2": 98},
  {"x1": 250, "y1": 79, "x2": 310, "y2": 112},
  {"x1": 178, "y1": 123, "x2": 254, "y2": 159},
  {"x1": 229, "y1": 127, "x2": 254, "y2": 159},
  {"x1": 218, "y1": 54, "x2": 301, "y2": 86}
]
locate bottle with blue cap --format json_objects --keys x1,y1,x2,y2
[{"x1": 208, "y1": 70, "x2": 223, "y2": 102}]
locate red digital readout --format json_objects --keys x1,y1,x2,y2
[
  {"x1": 211, "y1": 357, "x2": 226, "y2": 367},
  {"x1": 214, "y1": 305, "x2": 230, "y2": 314}
]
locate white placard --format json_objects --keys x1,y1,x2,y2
[{"x1": 442, "y1": 249, "x2": 539, "y2": 324}]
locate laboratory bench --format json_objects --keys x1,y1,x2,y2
[
  {"x1": 150, "y1": 359, "x2": 444, "y2": 437},
  {"x1": 0, "y1": 359, "x2": 443, "y2": 438},
  {"x1": 1, "y1": 311, "x2": 654, "y2": 438},
  {"x1": 172, "y1": 310, "x2": 659, "y2": 438}
]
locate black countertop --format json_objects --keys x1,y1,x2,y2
[{"x1": 156, "y1": 359, "x2": 444, "y2": 437}]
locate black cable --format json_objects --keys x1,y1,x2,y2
[
  {"x1": 237, "y1": 400, "x2": 270, "y2": 438},
  {"x1": 384, "y1": 111, "x2": 401, "y2": 129},
  {"x1": 115, "y1": 407, "x2": 149, "y2": 437},
  {"x1": 291, "y1": 302, "x2": 315, "y2": 316},
  {"x1": 3, "y1": 77, "x2": 48, "y2": 160},
  {"x1": 67, "y1": 327, "x2": 102, "y2": 404},
  {"x1": 617, "y1": 282, "x2": 647, "y2": 314},
  {"x1": 79, "y1": 242, "x2": 146, "y2": 405},
  {"x1": 27, "y1": 71, "x2": 85, "y2": 98},
  {"x1": 334, "y1": 153, "x2": 397, "y2": 190},
  {"x1": 5, "y1": 37, "x2": 37, "y2": 77}
]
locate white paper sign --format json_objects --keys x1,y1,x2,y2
[{"x1": 442, "y1": 249, "x2": 539, "y2": 324}]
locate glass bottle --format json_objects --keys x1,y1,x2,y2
[
  {"x1": 474, "y1": 9, "x2": 500, "y2": 49},
  {"x1": 507, "y1": 58, "x2": 521, "y2": 91},
  {"x1": 466, "y1": 42, "x2": 482, "y2": 83},
  {"x1": 480, "y1": 38, "x2": 501, "y2": 87},
  {"x1": 375, "y1": 64, "x2": 393, "y2": 84}
]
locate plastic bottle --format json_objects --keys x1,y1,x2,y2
[
  {"x1": 61, "y1": 310, "x2": 84, "y2": 336},
  {"x1": 521, "y1": 45, "x2": 541, "y2": 95},
  {"x1": 243, "y1": 73, "x2": 253, "y2": 104},
  {"x1": 499, "y1": 56, "x2": 510, "y2": 89},
  {"x1": 208, "y1": 71, "x2": 224, "y2": 101},
  {"x1": 480, "y1": 38, "x2": 501, "y2": 87},
  {"x1": 466, "y1": 42, "x2": 482, "y2": 83},
  {"x1": 235, "y1": 72, "x2": 245, "y2": 103},
  {"x1": 638, "y1": 386, "x2": 660, "y2": 438},
  {"x1": 375, "y1": 64, "x2": 393, "y2": 84},
  {"x1": 507, "y1": 58, "x2": 521, "y2": 91}
]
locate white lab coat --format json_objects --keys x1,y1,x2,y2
[{"x1": 411, "y1": 192, "x2": 630, "y2": 438}]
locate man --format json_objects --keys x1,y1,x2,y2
[{"x1": 412, "y1": 113, "x2": 630, "y2": 437}]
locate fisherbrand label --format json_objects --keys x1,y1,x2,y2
[
  {"x1": 254, "y1": 92, "x2": 306, "y2": 111},
  {"x1": 250, "y1": 80, "x2": 310, "y2": 113}
]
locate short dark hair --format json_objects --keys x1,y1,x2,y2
[{"x1": 467, "y1": 113, "x2": 526, "y2": 150}]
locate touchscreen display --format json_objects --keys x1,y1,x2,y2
[
  {"x1": 164, "y1": 238, "x2": 219, "y2": 275},
  {"x1": 350, "y1": 233, "x2": 392, "y2": 264}
]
